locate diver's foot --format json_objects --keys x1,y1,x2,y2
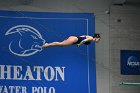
[
  {"x1": 34, "y1": 45, "x2": 42, "y2": 51},
  {"x1": 42, "y1": 43, "x2": 48, "y2": 48}
]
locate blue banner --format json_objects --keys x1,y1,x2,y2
[
  {"x1": 0, "y1": 10, "x2": 96, "y2": 93},
  {"x1": 121, "y1": 50, "x2": 140, "y2": 75}
]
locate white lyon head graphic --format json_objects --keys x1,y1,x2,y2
[{"x1": 5, "y1": 25, "x2": 46, "y2": 56}]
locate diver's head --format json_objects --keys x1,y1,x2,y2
[{"x1": 93, "y1": 34, "x2": 101, "y2": 43}]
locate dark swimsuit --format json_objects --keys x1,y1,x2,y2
[{"x1": 73, "y1": 36, "x2": 91, "y2": 45}]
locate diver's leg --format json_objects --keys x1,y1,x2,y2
[
  {"x1": 56, "y1": 36, "x2": 78, "y2": 47},
  {"x1": 42, "y1": 36, "x2": 78, "y2": 48},
  {"x1": 42, "y1": 42, "x2": 61, "y2": 48},
  {"x1": 42, "y1": 41, "x2": 73, "y2": 48}
]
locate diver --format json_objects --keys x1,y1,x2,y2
[{"x1": 42, "y1": 34, "x2": 101, "y2": 48}]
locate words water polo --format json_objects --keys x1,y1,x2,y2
[{"x1": 0, "y1": 65, "x2": 65, "y2": 81}]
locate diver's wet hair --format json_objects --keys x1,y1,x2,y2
[{"x1": 93, "y1": 34, "x2": 101, "y2": 38}]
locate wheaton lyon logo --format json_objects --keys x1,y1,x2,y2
[
  {"x1": 5, "y1": 25, "x2": 45, "y2": 56},
  {"x1": 127, "y1": 56, "x2": 140, "y2": 68}
]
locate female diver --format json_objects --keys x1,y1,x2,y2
[{"x1": 42, "y1": 34, "x2": 101, "y2": 48}]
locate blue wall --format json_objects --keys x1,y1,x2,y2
[{"x1": 0, "y1": 10, "x2": 96, "y2": 93}]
